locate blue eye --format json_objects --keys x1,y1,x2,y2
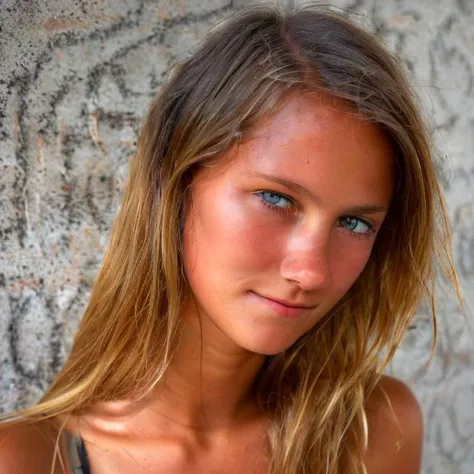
[
  {"x1": 259, "y1": 191, "x2": 292, "y2": 209},
  {"x1": 339, "y1": 216, "x2": 373, "y2": 234}
]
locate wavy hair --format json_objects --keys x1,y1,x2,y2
[{"x1": 2, "y1": 3, "x2": 461, "y2": 474}]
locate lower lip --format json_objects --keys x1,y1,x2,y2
[{"x1": 252, "y1": 292, "x2": 308, "y2": 319}]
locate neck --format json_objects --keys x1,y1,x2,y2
[{"x1": 150, "y1": 299, "x2": 266, "y2": 430}]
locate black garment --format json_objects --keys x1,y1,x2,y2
[{"x1": 63, "y1": 432, "x2": 91, "y2": 474}]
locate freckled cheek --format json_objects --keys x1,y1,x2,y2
[
  {"x1": 330, "y1": 240, "x2": 374, "y2": 293},
  {"x1": 186, "y1": 193, "x2": 284, "y2": 267},
  {"x1": 235, "y1": 214, "x2": 287, "y2": 263}
]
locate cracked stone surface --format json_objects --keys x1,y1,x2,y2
[{"x1": 0, "y1": 1, "x2": 473, "y2": 472}]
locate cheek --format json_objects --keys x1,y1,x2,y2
[
  {"x1": 330, "y1": 238, "x2": 374, "y2": 294},
  {"x1": 183, "y1": 190, "x2": 282, "y2": 283}
]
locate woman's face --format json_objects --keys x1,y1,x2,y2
[{"x1": 182, "y1": 94, "x2": 394, "y2": 355}]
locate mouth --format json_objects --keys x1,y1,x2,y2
[{"x1": 250, "y1": 292, "x2": 316, "y2": 319}]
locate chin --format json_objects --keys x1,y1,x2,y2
[{"x1": 235, "y1": 331, "x2": 302, "y2": 356}]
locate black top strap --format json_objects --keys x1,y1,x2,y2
[{"x1": 62, "y1": 431, "x2": 91, "y2": 474}]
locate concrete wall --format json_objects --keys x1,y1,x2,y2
[{"x1": 0, "y1": 0, "x2": 473, "y2": 472}]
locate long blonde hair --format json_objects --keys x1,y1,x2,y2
[{"x1": 3, "y1": 4, "x2": 461, "y2": 473}]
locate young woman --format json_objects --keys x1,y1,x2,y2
[{"x1": 0, "y1": 4, "x2": 461, "y2": 474}]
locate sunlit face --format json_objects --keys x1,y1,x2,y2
[{"x1": 182, "y1": 94, "x2": 394, "y2": 355}]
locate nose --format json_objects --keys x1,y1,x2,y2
[{"x1": 280, "y1": 227, "x2": 332, "y2": 292}]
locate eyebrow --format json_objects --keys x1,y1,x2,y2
[{"x1": 249, "y1": 172, "x2": 388, "y2": 215}]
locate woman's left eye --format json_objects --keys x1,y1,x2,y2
[
  {"x1": 258, "y1": 191, "x2": 293, "y2": 209},
  {"x1": 339, "y1": 216, "x2": 373, "y2": 234}
]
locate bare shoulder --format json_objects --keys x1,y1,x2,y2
[
  {"x1": 0, "y1": 419, "x2": 62, "y2": 474},
  {"x1": 364, "y1": 375, "x2": 423, "y2": 474}
]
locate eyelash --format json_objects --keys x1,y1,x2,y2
[
  {"x1": 340, "y1": 219, "x2": 375, "y2": 240},
  {"x1": 255, "y1": 190, "x2": 376, "y2": 238},
  {"x1": 256, "y1": 190, "x2": 295, "y2": 215}
]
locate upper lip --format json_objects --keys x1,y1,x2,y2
[{"x1": 257, "y1": 293, "x2": 316, "y2": 309}]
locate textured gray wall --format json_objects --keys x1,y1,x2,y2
[{"x1": 0, "y1": 0, "x2": 473, "y2": 473}]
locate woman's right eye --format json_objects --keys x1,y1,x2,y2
[
  {"x1": 258, "y1": 191, "x2": 293, "y2": 209},
  {"x1": 255, "y1": 191, "x2": 294, "y2": 213}
]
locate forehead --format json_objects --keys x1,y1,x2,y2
[
  {"x1": 247, "y1": 93, "x2": 393, "y2": 160},
  {"x1": 228, "y1": 94, "x2": 395, "y2": 203},
  {"x1": 192, "y1": 93, "x2": 395, "y2": 211}
]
